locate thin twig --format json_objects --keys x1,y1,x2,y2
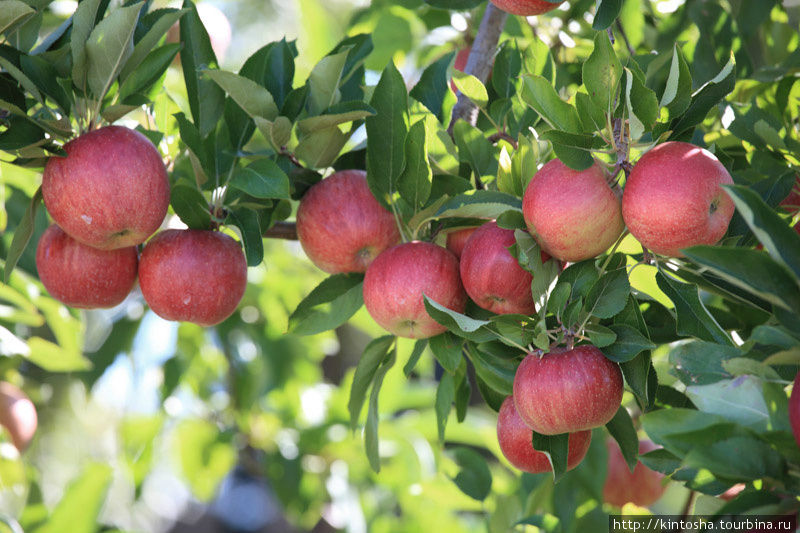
[
  {"x1": 615, "y1": 19, "x2": 636, "y2": 56},
  {"x1": 263, "y1": 221, "x2": 298, "y2": 240}
]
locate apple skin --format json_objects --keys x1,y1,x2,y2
[
  {"x1": 0, "y1": 382, "x2": 37, "y2": 452},
  {"x1": 36, "y1": 224, "x2": 138, "y2": 309},
  {"x1": 460, "y1": 221, "x2": 546, "y2": 315},
  {"x1": 490, "y1": 0, "x2": 565, "y2": 16},
  {"x1": 513, "y1": 345, "x2": 623, "y2": 435},
  {"x1": 42, "y1": 126, "x2": 170, "y2": 250},
  {"x1": 788, "y1": 372, "x2": 800, "y2": 447},
  {"x1": 622, "y1": 141, "x2": 735, "y2": 257},
  {"x1": 780, "y1": 174, "x2": 800, "y2": 213},
  {"x1": 363, "y1": 242, "x2": 466, "y2": 339},
  {"x1": 296, "y1": 170, "x2": 400, "y2": 274},
  {"x1": 138, "y1": 229, "x2": 247, "y2": 326},
  {"x1": 603, "y1": 439, "x2": 666, "y2": 508},
  {"x1": 450, "y1": 47, "x2": 471, "y2": 93},
  {"x1": 446, "y1": 227, "x2": 478, "y2": 259},
  {"x1": 522, "y1": 159, "x2": 624, "y2": 262},
  {"x1": 497, "y1": 396, "x2": 591, "y2": 473}
]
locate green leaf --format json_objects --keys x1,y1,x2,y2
[
  {"x1": 403, "y1": 339, "x2": 428, "y2": 376},
  {"x1": 668, "y1": 340, "x2": 740, "y2": 386},
  {"x1": 366, "y1": 62, "x2": 408, "y2": 205},
  {"x1": 453, "y1": 120, "x2": 496, "y2": 182},
  {"x1": 602, "y1": 324, "x2": 656, "y2": 362},
  {"x1": 180, "y1": 0, "x2": 225, "y2": 136},
  {"x1": 397, "y1": 119, "x2": 432, "y2": 208},
  {"x1": 308, "y1": 50, "x2": 349, "y2": 115},
  {"x1": 170, "y1": 183, "x2": 211, "y2": 230},
  {"x1": 466, "y1": 345, "x2": 516, "y2": 396},
  {"x1": 435, "y1": 372, "x2": 455, "y2": 443},
  {"x1": 641, "y1": 408, "x2": 734, "y2": 455},
  {"x1": 724, "y1": 184, "x2": 800, "y2": 281},
  {"x1": 25, "y1": 337, "x2": 91, "y2": 372},
  {"x1": 32, "y1": 463, "x2": 112, "y2": 533},
  {"x1": 434, "y1": 190, "x2": 521, "y2": 219},
  {"x1": 120, "y1": 8, "x2": 187, "y2": 81},
  {"x1": 685, "y1": 376, "x2": 771, "y2": 432},
  {"x1": 0, "y1": 56, "x2": 42, "y2": 105},
  {"x1": 584, "y1": 323, "x2": 617, "y2": 347},
  {"x1": 288, "y1": 273, "x2": 364, "y2": 336},
  {"x1": 297, "y1": 101, "x2": 376, "y2": 134},
  {"x1": 683, "y1": 437, "x2": 784, "y2": 481},
  {"x1": 521, "y1": 75, "x2": 582, "y2": 134},
  {"x1": 365, "y1": 344, "x2": 396, "y2": 472},
  {"x1": 0, "y1": 1, "x2": 35, "y2": 37},
  {"x1": 450, "y1": 447, "x2": 492, "y2": 501},
  {"x1": 119, "y1": 43, "x2": 180, "y2": 100},
  {"x1": 85, "y1": 2, "x2": 143, "y2": 100},
  {"x1": 294, "y1": 126, "x2": 348, "y2": 169},
  {"x1": 3, "y1": 186, "x2": 41, "y2": 283},
  {"x1": 409, "y1": 51, "x2": 454, "y2": 121},
  {"x1": 230, "y1": 159, "x2": 291, "y2": 200},
  {"x1": 582, "y1": 32, "x2": 622, "y2": 112},
  {"x1": 682, "y1": 246, "x2": 800, "y2": 314},
  {"x1": 225, "y1": 207, "x2": 263, "y2": 267},
  {"x1": 348, "y1": 335, "x2": 395, "y2": 430},
  {"x1": 656, "y1": 273, "x2": 734, "y2": 345},
  {"x1": 660, "y1": 45, "x2": 692, "y2": 116},
  {"x1": 492, "y1": 42, "x2": 522, "y2": 99},
  {"x1": 531, "y1": 432, "x2": 569, "y2": 484},
  {"x1": 429, "y1": 332, "x2": 463, "y2": 374},
  {"x1": 422, "y1": 295, "x2": 494, "y2": 341},
  {"x1": 624, "y1": 67, "x2": 658, "y2": 140},
  {"x1": 452, "y1": 71, "x2": 488, "y2": 108},
  {"x1": 71, "y1": 0, "x2": 103, "y2": 92},
  {"x1": 605, "y1": 407, "x2": 639, "y2": 471},
  {"x1": 669, "y1": 52, "x2": 735, "y2": 140},
  {"x1": 205, "y1": 69, "x2": 279, "y2": 121},
  {"x1": 593, "y1": 0, "x2": 624, "y2": 30},
  {"x1": 584, "y1": 269, "x2": 630, "y2": 319}
]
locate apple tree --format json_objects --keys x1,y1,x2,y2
[{"x1": 1, "y1": 0, "x2": 799, "y2": 531}]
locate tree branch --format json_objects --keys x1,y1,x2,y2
[
  {"x1": 263, "y1": 221, "x2": 298, "y2": 240},
  {"x1": 447, "y1": 4, "x2": 507, "y2": 137}
]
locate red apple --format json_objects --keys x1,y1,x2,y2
[
  {"x1": 0, "y1": 382, "x2": 37, "y2": 452},
  {"x1": 460, "y1": 221, "x2": 545, "y2": 315},
  {"x1": 363, "y1": 242, "x2": 466, "y2": 339},
  {"x1": 42, "y1": 126, "x2": 170, "y2": 250},
  {"x1": 296, "y1": 170, "x2": 400, "y2": 274},
  {"x1": 490, "y1": 0, "x2": 565, "y2": 16},
  {"x1": 497, "y1": 396, "x2": 591, "y2": 473},
  {"x1": 36, "y1": 224, "x2": 138, "y2": 309},
  {"x1": 513, "y1": 345, "x2": 623, "y2": 435},
  {"x1": 522, "y1": 159, "x2": 624, "y2": 262},
  {"x1": 446, "y1": 227, "x2": 478, "y2": 259},
  {"x1": 603, "y1": 439, "x2": 666, "y2": 507},
  {"x1": 622, "y1": 141, "x2": 735, "y2": 257},
  {"x1": 138, "y1": 229, "x2": 247, "y2": 326},
  {"x1": 450, "y1": 47, "x2": 470, "y2": 93},
  {"x1": 789, "y1": 371, "x2": 800, "y2": 447}
]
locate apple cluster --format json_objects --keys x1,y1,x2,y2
[
  {"x1": 296, "y1": 141, "x2": 735, "y2": 487},
  {"x1": 36, "y1": 126, "x2": 247, "y2": 327}
]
